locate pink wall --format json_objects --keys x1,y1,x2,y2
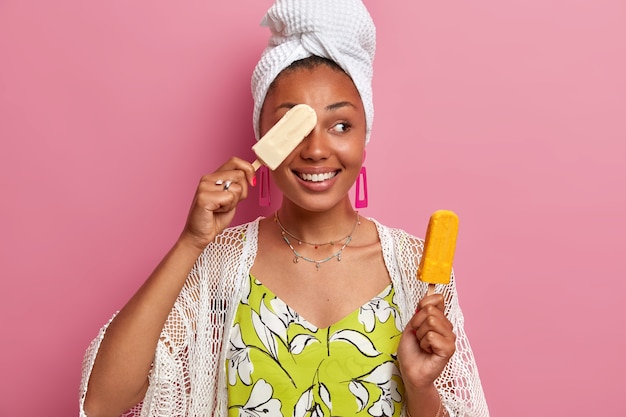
[{"x1": 1, "y1": 0, "x2": 624, "y2": 415}]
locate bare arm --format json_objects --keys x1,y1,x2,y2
[{"x1": 83, "y1": 158, "x2": 256, "y2": 417}]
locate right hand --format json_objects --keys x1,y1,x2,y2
[
  {"x1": 397, "y1": 293, "x2": 456, "y2": 390},
  {"x1": 180, "y1": 157, "x2": 257, "y2": 250}
]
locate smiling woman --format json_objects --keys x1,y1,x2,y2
[{"x1": 79, "y1": 1, "x2": 488, "y2": 416}]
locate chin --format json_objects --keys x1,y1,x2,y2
[{"x1": 285, "y1": 194, "x2": 352, "y2": 213}]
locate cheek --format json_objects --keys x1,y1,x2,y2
[
  {"x1": 341, "y1": 141, "x2": 366, "y2": 167},
  {"x1": 268, "y1": 165, "x2": 292, "y2": 188}
]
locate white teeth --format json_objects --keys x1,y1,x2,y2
[{"x1": 299, "y1": 172, "x2": 337, "y2": 182}]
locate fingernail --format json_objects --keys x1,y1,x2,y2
[{"x1": 251, "y1": 176, "x2": 257, "y2": 187}]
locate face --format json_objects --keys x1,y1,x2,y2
[{"x1": 259, "y1": 64, "x2": 367, "y2": 212}]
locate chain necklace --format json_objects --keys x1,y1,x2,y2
[{"x1": 274, "y1": 211, "x2": 360, "y2": 270}]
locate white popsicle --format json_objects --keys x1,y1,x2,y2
[{"x1": 251, "y1": 104, "x2": 317, "y2": 171}]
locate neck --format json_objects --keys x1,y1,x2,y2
[{"x1": 276, "y1": 202, "x2": 358, "y2": 244}]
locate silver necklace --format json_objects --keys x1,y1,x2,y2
[{"x1": 275, "y1": 212, "x2": 360, "y2": 270}]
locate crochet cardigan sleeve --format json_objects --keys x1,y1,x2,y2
[{"x1": 79, "y1": 221, "x2": 257, "y2": 417}]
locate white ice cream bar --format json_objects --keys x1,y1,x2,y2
[{"x1": 251, "y1": 104, "x2": 317, "y2": 171}]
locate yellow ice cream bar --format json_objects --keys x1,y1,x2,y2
[
  {"x1": 251, "y1": 104, "x2": 317, "y2": 171},
  {"x1": 418, "y1": 210, "x2": 459, "y2": 286}
]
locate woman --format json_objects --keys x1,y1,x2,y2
[{"x1": 80, "y1": 1, "x2": 488, "y2": 416}]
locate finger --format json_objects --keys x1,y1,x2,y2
[
  {"x1": 411, "y1": 303, "x2": 449, "y2": 329},
  {"x1": 418, "y1": 293, "x2": 445, "y2": 313},
  {"x1": 204, "y1": 176, "x2": 248, "y2": 203},
  {"x1": 194, "y1": 174, "x2": 238, "y2": 202},
  {"x1": 417, "y1": 329, "x2": 456, "y2": 357},
  {"x1": 216, "y1": 157, "x2": 257, "y2": 187},
  {"x1": 213, "y1": 171, "x2": 251, "y2": 198},
  {"x1": 193, "y1": 185, "x2": 237, "y2": 213},
  {"x1": 221, "y1": 181, "x2": 245, "y2": 204},
  {"x1": 404, "y1": 304, "x2": 442, "y2": 335},
  {"x1": 414, "y1": 312, "x2": 454, "y2": 341}
]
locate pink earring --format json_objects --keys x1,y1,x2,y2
[
  {"x1": 355, "y1": 150, "x2": 368, "y2": 208},
  {"x1": 258, "y1": 165, "x2": 271, "y2": 207}
]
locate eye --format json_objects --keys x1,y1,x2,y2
[{"x1": 331, "y1": 122, "x2": 352, "y2": 133}]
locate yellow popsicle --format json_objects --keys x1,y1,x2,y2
[
  {"x1": 418, "y1": 210, "x2": 459, "y2": 295},
  {"x1": 251, "y1": 104, "x2": 317, "y2": 171}
]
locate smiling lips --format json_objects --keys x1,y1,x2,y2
[{"x1": 297, "y1": 171, "x2": 338, "y2": 182}]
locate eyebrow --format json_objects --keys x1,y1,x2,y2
[
  {"x1": 276, "y1": 101, "x2": 357, "y2": 112},
  {"x1": 325, "y1": 101, "x2": 356, "y2": 111}
]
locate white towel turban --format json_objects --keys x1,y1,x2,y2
[{"x1": 251, "y1": 0, "x2": 376, "y2": 143}]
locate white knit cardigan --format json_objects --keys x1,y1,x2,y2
[{"x1": 79, "y1": 218, "x2": 489, "y2": 417}]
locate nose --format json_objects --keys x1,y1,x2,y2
[{"x1": 299, "y1": 127, "x2": 330, "y2": 161}]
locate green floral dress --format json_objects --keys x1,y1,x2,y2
[{"x1": 226, "y1": 275, "x2": 405, "y2": 417}]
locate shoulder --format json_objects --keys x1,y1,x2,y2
[
  {"x1": 213, "y1": 217, "x2": 261, "y2": 244},
  {"x1": 197, "y1": 218, "x2": 263, "y2": 263},
  {"x1": 190, "y1": 218, "x2": 263, "y2": 285},
  {"x1": 369, "y1": 217, "x2": 424, "y2": 250},
  {"x1": 369, "y1": 218, "x2": 424, "y2": 283}
]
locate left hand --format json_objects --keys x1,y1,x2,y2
[{"x1": 397, "y1": 293, "x2": 456, "y2": 390}]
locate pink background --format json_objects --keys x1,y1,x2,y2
[{"x1": 1, "y1": 0, "x2": 625, "y2": 415}]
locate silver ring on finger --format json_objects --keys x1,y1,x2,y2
[{"x1": 223, "y1": 180, "x2": 232, "y2": 191}]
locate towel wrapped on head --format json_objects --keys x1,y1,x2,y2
[{"x1": 251, "y1": 0, "x2": 376, "y2": 144}]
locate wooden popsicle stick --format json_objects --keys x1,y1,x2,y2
[
  {"x1": 252, "y1": 159, "x2": 263, "y2": 171},
  {"x1": 427, "y1": 283, "x2": 436, "y2": 296}
]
